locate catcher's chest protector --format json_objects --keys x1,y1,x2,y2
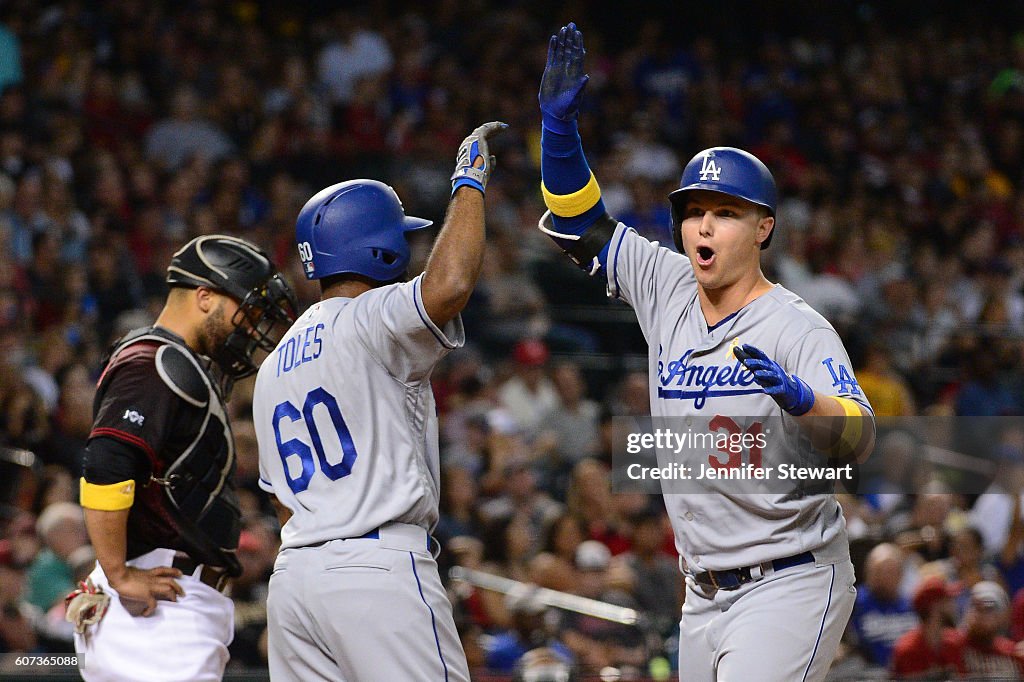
[{"x1": 98, "y1": 328, "x2": 241, "y2": 557}]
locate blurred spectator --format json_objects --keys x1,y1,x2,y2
[
  {"x1": 5, "y1": 172, "x2": 49, "y2": 265},
  {"x1": 144, "y1": 86, "x2": 235, "y2": 171},
  {"x1": 955, "y1": 349, "x2": 1020, "y2": 416},
  {"x1": 890, "y1": 575, "x2": 966, "y2": 678},
  {"x1": 228, "y1": 529, "x2": 273, "y2": 669},
  {"x1": 38, "y1": 361, "x2": 95, "y2": 472},
  {"x1": 24, "y1": 501, "x2": 87, "y2": 612},
  {"x1": 86, "y1": 241, "x2": 143, "y2": 342},
  {"x1": 478, "y1": 458, "x2": 561, "y2": 557},
  {"x1": 856, "y1": 343, "x2": 917, "y2": 417},
  {"x1": 940, "y1": 526, "x2": 1002, "y2": 616},
  {"x1": 567, "y1": 459, "x2": 631, "y2": 555},
  {"x1": 483, "y1": 586, "x2": 571, "y2": 674},
  {"x1": 473, "y1": 249, "x2": 553, "y2": 359},
  {"x1": 480, "y1": 513, "x2": 539, "y2": 586},
  {"x1": 32, "y1": 465, "x2": 76, "y2": 513},
  {"x1": 4, "y1": 512, "x2": 39, "y2": 568},
  {"x1": 477, "y1": 408, "x2": 529, "y2": 498},
  {"x1": 561, "y1": 540, "x2": 644, "y2": 673},
  {"x1": 498, "y1": 340, "x2": 559, "y2": 437},
  {"x1": 511, "y1": 646, "x2": 575, "y2": 682},
  {"x1": 436, "y1": 463, "x2": 482, "y2": 545},
  {"x1": 1001, "y1": 495, "x2": 1024, "y2": 598},
  {"x1": 609, "y1": 371, "x2": 651, "y2": 418},
  {"x1": 909, "y1": 282, "x2": 960, "y2": 366},
  {"x1": 890, "y1": 487, "x2": 958, "y2": 563},
  {"x1": 443, "y1": 407, "x2": 491, "y2": 476},
  {"x1": 0, "y1": 20, "x2": 22, "y2": 94},
  {"x1": 540, "y1": 512, "x2": 586, "y2": 572},
  {"x1": 961, "y1": 581, "x2": 1024, "y2": 677},
  {"x1": 1, "y1": 377, "x2": 50, "y2": 451},
  {"x1": 617, "y1": 179, "x2": 674, "y2": 247},
  {"x1": 26, "y1": 232, "x2": 65, "y2": 331},
  {"x1": 561, "y1": 540, "x2": 615, "y2": 668},
  {"x1": 848, "y1": 543, "x2": 918, "y2": 669},
  {"x1": 1010, "y1": 584, "x2": 1024, "y2": 641},
  {"x1": 860, "y1": 430, "x2": 921, "y2": 520},
  {"x1": 317, "y1": 10, "x2": 393, "y2": 105},
  {"x1": 535, "y1": 361, "x2": 600, "y2": 492},
  {"x1": 230, "y1": 419, "x2": 263, "y2": 516},
  {"x1": 620, "y1": 112, "x2": 680, "y2": 185},
  {"x1": 68, "y1": 545, "x2": 95, "y2": 584},
  {"x1": 35, "y1": 543, "x2": 95, "y2": 650},
  {"x1": 21, "y1": 328, "x2": 72, "y2": 413},
  {"x1": 974, "y1": 426, "x2": 1024, "y2": 549},
  {"x1": 0, "y1": 539, "x2": 38, "y2": 653},
  {"x1": 620, "y1": 506, "x2": 681, "y2": 635}
]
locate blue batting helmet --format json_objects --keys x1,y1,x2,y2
[
  {"x1": 295, "y1": 179, "x2": 432, "y2": 282},
  {"x1": 668, "y1": 147, "x2": 778, "y2": 252}
]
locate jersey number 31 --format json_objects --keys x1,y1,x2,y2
[{"x1": 272, "y1": 387, "x2": 358, "y2": 494}]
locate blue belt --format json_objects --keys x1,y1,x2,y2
[
  {"x1": 693, "y1": 551, "x2": 815, "y2": 591},
  {"x1": 351, "y1": 527, "x2": 432, "y2": 553}
]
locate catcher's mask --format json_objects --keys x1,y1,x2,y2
[{"x1": 167, "y1": 235, "x2": 298, "y2": 390}]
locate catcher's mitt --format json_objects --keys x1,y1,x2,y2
[{"x1": 65, "y1": 578, "x2": 111, "y2": 634}]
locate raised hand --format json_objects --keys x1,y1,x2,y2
[
  {"x1": 539, "y1": 22, "x2": 589, "y2": 128},
  {"x1": 451, "y1": 121, "x2": 509, "y2": 195}
]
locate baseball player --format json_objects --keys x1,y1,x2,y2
[
  {"x1": 537, "y1": 24, "x2": 875, "y2": 681},
  {"x1": 253, "y1": 121, "x2": 506, "y2": 681},
  {"x1": 71, "y1": 235, "x2": 297, "y2": 682}
]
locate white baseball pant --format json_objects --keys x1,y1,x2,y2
[
  {"x1": 73, "y1": 548, "x2": 234, "y2": 682},
  {"x1": 267, "y1": 522, "x2": 470, "y2": 681},
  {"x1": 678, "y1": 559, "x2": 856, "y2": 682}
]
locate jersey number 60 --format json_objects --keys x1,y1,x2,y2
[{"x1": 272, "y1": 387, "x2": 358, "y2": 494}]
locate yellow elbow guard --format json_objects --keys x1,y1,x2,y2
[
  {"x1": 541, "y1": 173, "x2": 602, "y2": 217},
  {"x1": 80, "y1": 479, "x2": 135, "y2": 511}
]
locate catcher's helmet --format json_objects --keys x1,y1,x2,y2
[
  {"x1": 668, "y1": 147, "x2": 778, "y2": 252},
  {"x1": 167, "y1": 234, "x2": 297, "y2": 383},
  {"x1": 295, "y1": 179, "x2": 432, "y2": 283}
]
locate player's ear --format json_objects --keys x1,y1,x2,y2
[
  {"x1": 755, "y1": 215, "x2": 775, "y2": 247},
  {"x1": 195, "y1": 286, "x2": 216, "y2": 314}
]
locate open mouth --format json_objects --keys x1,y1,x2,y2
[{"x1": 696, "y1": 246, "x2": 715, "y2": 267}]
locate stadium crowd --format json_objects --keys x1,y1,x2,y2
[{"x1": 3, "y1": 0, "x2": 1024, "y2": 678}]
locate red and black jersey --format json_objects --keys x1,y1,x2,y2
[
  {"x1": 890, "y1": 626, "x2": 967, "y2": 678},
  {"x1": 963, "y1": 635, "x2": 1024, "y2": 678},
  {"x1": 83, "y1": 327, "x2": 240, "y2": 567}
]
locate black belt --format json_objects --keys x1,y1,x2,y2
[
  {"x1": 693, "y1": 552, "x2": 815, "y2": 591},
  {"x1": 172, "y1": 555, "x2": 230, "y2": 593}
]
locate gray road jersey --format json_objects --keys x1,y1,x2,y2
[
  {"x1": 253, "y1": 274, "x2": 464, "y2": 550},
  {"x1": 605, "y1": 225, "x2": 872, "y2": 570}
]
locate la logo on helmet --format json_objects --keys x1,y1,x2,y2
[{"x1": 699, "y1": 153, "x2": 722, "y2": 181}]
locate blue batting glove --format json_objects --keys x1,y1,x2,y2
[
  {"x1": 734, "y1": 343, "x2": 815, "y2": 416},
  {"x1": 539, "y1": 22, "x2": 589, "y2": 134}
]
